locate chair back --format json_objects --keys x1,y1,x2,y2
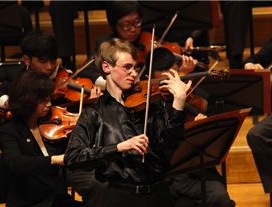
[
  {"x1": 0, "y1": 151, "x2": 9, "y2": 203},
  {"x1": 0, "y1": 3, "x2": 32, "y2": 44}
]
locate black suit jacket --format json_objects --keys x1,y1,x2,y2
[
  {"x1": 244, "y1": 36, "x2": 272, "y2": 68},
  {"x1": 0, "y1": 118, "x2": 68, "y2": 207}
]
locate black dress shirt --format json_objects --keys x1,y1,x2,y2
[{"x1": 65, "y1": 90, "x2": 185, "y2": 185}]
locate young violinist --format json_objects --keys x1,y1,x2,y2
[
  {"x1": 146, "y1": 47, "x2": 235, "y2": 207},
  {"x1": 64, "y1": 38, "x2": 191, "y2": 207},
  {"x1": 0, "y1": 70, "x2": 83, "y2": 207}
]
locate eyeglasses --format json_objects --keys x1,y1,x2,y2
[
  {"x1": 114, "y1": 63, "x2": 141, "y2": 73},
  {"x1": 117, "y1": 19, "x2": 142, "y2": 31}
]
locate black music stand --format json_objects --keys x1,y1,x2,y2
[
  {"x1": 199, "y1": 69, "x2": 271, "y2": 116},
  {"x1": 167, "y1": 108, "x2": 251, "y2": 207},
  {"x1": 139, "y1": 1, "x2": 214, "y2": 31}
]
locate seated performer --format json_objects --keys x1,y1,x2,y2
[
  {"x1": 244, "y1": 35, "x2": 272, "y2": 70},
  {"x1": 0, "y1": 70, "x2": 83, "y2": 207},
  {"x1": 246, "y1": 34, "x2": 272, "y2": 195},
  {"x1": 64, "y1": 38, "x2": 191, "y2": 207}
]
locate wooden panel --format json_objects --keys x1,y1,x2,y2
[{"x1": 226, "y1": 148, "x2": 261, "y2": 184}]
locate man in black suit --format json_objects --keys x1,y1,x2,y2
[
  {"x1": 246, "y1": 34, "x2": 272, "y2": 194},
  {"x1": 244, "y1": 35, "x2": 272, "y2": 70}
]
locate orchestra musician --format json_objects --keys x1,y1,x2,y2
[
  {"x1": 64, "y1": 38, "x2": 191, "y2": 207},
  {"x1": 246, "y1": 35, "x2": 272, "y2": 195},
  {"x1": 145, "y1": 47, "x2": 235, "y2": 207},
  {"x1": 244, "y1": 35, "x2": 272, "y2": 70},
  {"x1": 0, "y1": 71, "x2": 83, "y2": 207},
  {"x1": 67, "y1": 2, "x2": 208, "y2": 205}
]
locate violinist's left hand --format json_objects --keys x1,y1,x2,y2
[
  {"x1": 159, "y1": 69, "x2": 191, "y2": 111},
  {"x1": 86, "y1": 86, "x2": 103, "y2": 102},
  {"x1": 185, "y1": 37, "x2": 194, "y2": 50},
  {"x1": 179, "y1": 55, "x2": 197, "y2": 74}
]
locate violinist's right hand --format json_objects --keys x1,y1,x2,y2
[
  {"x1": 51, "y1": 154, "x2": 64, "y2": 166},
  {"x1": 244, "y1": 63, "x2": 264, "y2": 70},
  {"x1": 185, "y1": 37, "x2": 194, "y2": 50},
  {"x1": 117, "y1": 134, "x2": 149, "y2": 155}
]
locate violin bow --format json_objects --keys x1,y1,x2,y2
[
  {"x1": 142, "y1": 25, "x2": 156, "y2": 163},
  {"x1": 70, "y1": 57, "x2": 95, "y2": 79},
  {"x1": 78, "y1": 87, "x2": 84, "y2": 115},
  {"x1": 135, "y1": 65, "x2": 146, "y2": 84},
  {"x1": 135, "y1": 11, "x2": 179, "y2": 83},
  {"x1": 186, "y1": 60, "x2": 219, "y2": 97},
  {"x1": 158, "y1": 11, "x2": 179, "y2": 44},
  {"x1": 58, "y1": 57, "x2": 95, "y2": 89}
]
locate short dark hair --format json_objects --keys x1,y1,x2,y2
[
  {"x1": 8, "y1": 70, "x2": 54, "y2": 121},
  {"x1": 106, "y1": 1, "x2": 142, "y2": 34},
  {"x1": 145, "y1": 47, "x2": 176, "y2": 72},
  {"x1": 20, "y1": 31, "x2": 58, "y2": 60}
]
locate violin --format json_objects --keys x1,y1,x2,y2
[
  {"x1": 124, "y1": 68, "x2": 228, "y2": 112},
  {"x1": 39, "y1": 106, "x2": 79, "y2": 141},
  {"x1": 137, "y1": 31, "x2": 225, "y2": 66},
  {"x1": 54, "y1": 69, "x2": 94, "y2": 102}
]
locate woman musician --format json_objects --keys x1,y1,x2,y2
[{"x1": 0, "y1": 71, "x2": 83, "y2": 207}]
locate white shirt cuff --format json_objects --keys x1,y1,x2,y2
[{"x1": 0, "y1": 95, "x2": 9, "y2": 108}]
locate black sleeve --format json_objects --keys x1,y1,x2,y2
[{"x1": 244, "y1": 36, "x2": 272, "y2": 68}]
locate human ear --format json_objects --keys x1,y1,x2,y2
[
  {"x1": 22, "y1": 55, "x2": 31, "y2": 68},
  {"x1": 101, "y1": 61, "x2": 111, "y2": 74}
]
